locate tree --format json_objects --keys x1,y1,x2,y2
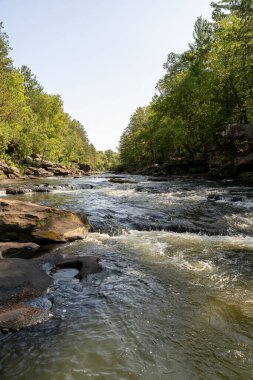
[{"x1": 120, "y1": 0, "x2": 253, "y2": 170}]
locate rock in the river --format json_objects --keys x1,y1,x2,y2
[
  {"x1": 207, "y1": 194, "x2": 222, "y2": 201},
  {"x1": 0, "y1": 258, "x2": 53, "y2": 304},
  {"x1": 0, "y1": 258, "x2": 53, "y2": 331},
  {"x1": 55, "y1": 256, "x2": 102, "y2": 280},
  {"x1": 0, "y1": 198, "x2": 90, "y2": 243},
  {"x1": 6, "y1": 183, "x2": 78, "y2": 195},
  {"x1": 0, "y1": 255, "x2": 102, "y2": 331},
  {"x1": 109, "y1": 178, "x2": 136, "y2": 184},
  {"x1": 148, "y1": 177, "x2": 169, "y2": 182},
  {"x1": 0, "y1": 242, "x2": 40, "y2": 258},
  {"x1": 0, "y1": 305, "x2": 49, "y2": 331}
]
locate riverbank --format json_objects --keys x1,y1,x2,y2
[
  {"x1": 118, "y1": 124, "x2": 253, "y2": 183},
  {"x1": 0, "y1": 156, "x2": 93, "y2": 181}
]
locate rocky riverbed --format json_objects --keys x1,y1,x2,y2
[
  {"x1": 1, "y1": 173, "x2": 253, "y2": 379},
  {"x1": 0, "y1": 196, "x2": 101, "y2": 331}
]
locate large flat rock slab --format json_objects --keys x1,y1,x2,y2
[{"x1": 0, "y1": 198, "x2": 90, "y2": 243}]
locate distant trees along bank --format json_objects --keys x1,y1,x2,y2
[
  {"x1": 0, "y1": 23, "x2": 119, "y2": 171},
  {"x1": 119, "y1": 0, "x2": 253, "y2": 177}
]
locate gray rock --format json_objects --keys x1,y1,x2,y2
[{"x1": 0, "y1": 242, "x2": 40, "y2": 258}]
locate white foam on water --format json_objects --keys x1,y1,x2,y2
[
  {"x1": 225, "y1": 213, "x2": 253, "y2": 235},
  {"x1": 83, "y1": 230, "x2": 253, "y2": 284},
  {"x1": 87, "y1": 230, "x2": 253, "y2": 256}
]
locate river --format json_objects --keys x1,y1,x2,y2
[{"x1": 1, "y1": 174, "x2": 253, "y2": 379}]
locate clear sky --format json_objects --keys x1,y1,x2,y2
[{"x1": 0, "y1": 0, "x2": 212, "y2": 151}]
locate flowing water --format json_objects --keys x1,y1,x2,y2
[{"x1": 1, "y1": 174, "x2": 253, "y2": 379}]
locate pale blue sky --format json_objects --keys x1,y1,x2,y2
[{"x1": 1, "y1": 0, "x2": 212, "y2": 151}]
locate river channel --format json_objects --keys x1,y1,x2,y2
[{"x1": 1, "y1": 174, "x2": 253, "y2": 379}]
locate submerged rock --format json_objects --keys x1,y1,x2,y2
[
  {"x1": 109, "y1": 178, "x2": 136, "y2": 184},
  {"x1": 0, "y1": 242, "x2": 40, "y2": 258},
  {"x1": 207, "y1": 194, "x2": 222, "y2": 201},
  {"x1": 0, "y1": 305, "x2": 50, "y2": 331},
  {"x1": 0, "y1": 255, "x2": 102, "y2": 331},
  {"x1": 0, "y1": 198, "x2": 90, "y2": 244},
  {"x1": 55, "y1": 256, "x2": 102, "y2": 280},
  {"x1": 0, "y1": 258, "x2": 53, "y2": 305},
  {"x1": 148, "y1": 177, "x2": 169, "y2": 182}
]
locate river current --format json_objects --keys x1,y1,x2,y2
[{"x1": 1, "y1": 174, "x2": 253, "y2": 379}]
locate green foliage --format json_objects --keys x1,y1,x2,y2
[
  {"x1": 119, "y1": 1, "x2": 253, "y2": 170},
  {"x1": 0, "y1": 23, "x2": 112, "y2": 169},
  {"x1": 94, "y1": 149, "x2": 120, "y2": 171}
]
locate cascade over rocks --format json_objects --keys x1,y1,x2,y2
[{"x1": 5, "y1": 183, "x2": 78, "y2": 195}]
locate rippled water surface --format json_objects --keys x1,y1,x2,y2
[{"x1": 1, "y1": 174, "x2": 253, "y2": 379}]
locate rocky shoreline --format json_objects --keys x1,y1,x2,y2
[
  {"x1": 0, "y1": 155, "x2": 92, "y2": 180},
  {"x1": 0, "y1": 197, "x2": 102, "y2": 332},
  {"x1": 118, "y1": 125, "x2": 253, "y2": 183}
]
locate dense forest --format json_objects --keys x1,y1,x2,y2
[
  {"x1": 119, "y1": 0, "x2": 253, "y2": 177},
  {"x1": 0, "y1": 23, "x2": 118, "y2": 171}
]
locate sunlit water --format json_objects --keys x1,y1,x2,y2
[{"x1": 1, "y1": 174, "x2": 253, "y2": 379}]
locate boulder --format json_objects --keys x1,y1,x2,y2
[
  {"x1": 24, "y1": 162, "x2": 72, "y2": 177},
  {"x1": 39, "y1": 161, "x2": 71, "y2": 176},
  {"x1": 25, "y1": 167, "x2": 53, "y2": 177},
  {"x1": 50, "y1": 167, "x2": 71, "y2": 176},
  {"x1": 78, "y1": 163, "x2": 91, "y2": 173},
  {"x1": 0, "y1": 160, "x2": 22, "y2": 179},
  {"x1": 0, "y1": 198, "x2": 90, "y2": 244}
]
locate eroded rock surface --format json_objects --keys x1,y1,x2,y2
[
  {"x1": 0, "y1": 198, "x2": 90, "y2": 243},
  {"x1": 0, "y1": 160, "x2": 22, "y2": 179}
]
